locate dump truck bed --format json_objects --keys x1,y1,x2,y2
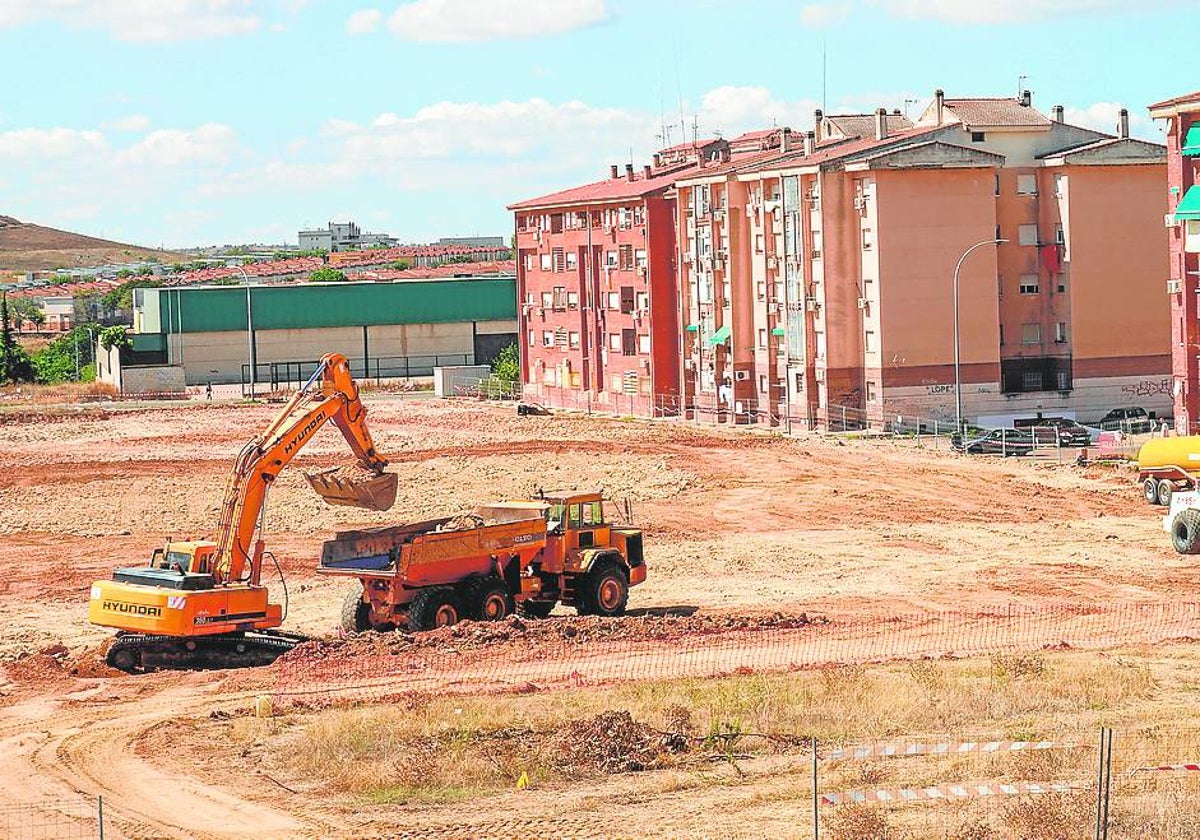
[{"x1": 318, "y1": 507, "x2": 548, "y2": 586}]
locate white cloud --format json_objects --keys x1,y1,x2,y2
[
  {"x1": 0, "y1": 0, "x2": 261, "y2": 42},
  {"x1": 102, "y1": 114, "x2": 152, "y2": 132},
  {"x1": 386, "y1": 0, "x2": 609, "y2": 42},
  {"x1": 1064, "y1": 102, "x2": 1159, "y2": 141},
  {"x1": 698, "y1": 87, "x2": 820, "y2": 136},
  {"x1": 800, "y1": 1, "x2": 852, "y2": 26},
  {"x1": 346, "y1": 8, "x2": 382, "y2": 33},
  {"x1": 879, "y1": 0, "x2": 1178, "y2": 23},
  {"x1": 120, "y1": 123, "x2": 238, "y2": 167},
  {"x1": 0, "y1": 128, "x2": 108, "y2": 159}
]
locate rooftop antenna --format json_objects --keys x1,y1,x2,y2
[
  {"x1": 1017, "y1": 74, "x2": 1029, "y2": 98},
  {"x1": 903, "y1": 98, "x2": 919, "y2": 118},
  {"x1": 822, "y1": 41, "x2": 828, "y2": 113}
]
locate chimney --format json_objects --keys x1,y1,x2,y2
[
  {"x1": 934, "y1": 89, "x2": 945, "y2": 125},
  {"x1": 1052, "y1": 104, "x2": 1064, "y2": 123},
  {"x1": 653, "y1": 152, "x2": 662, "y2": 168},
  {"x1": 1020, "y1": 89, "x2": 1032, "y2": 107},
  {"x1": 1118, "y1": 107, "x2": 1130, "y2": 139},
  {"x1": 643, "y1": 164, "x2": 652, "y2": 179},
  {"x1": 804, "y1": 130, "x2": 815, "y2": 156},
  {"x1": 625, "y1": 163, "x2": 634, "y2": 181},
  {"x1": 892, "y1": 108, "x2": 901, "y2": 116},
  {"x1": 610, "y1": 164, "x2": 619, "y2": 179},
  {"x1": 875, "y1": 107, "x2": 888, "y2": 141},
  {"x1": 813, "y1": 109, "x2": 824, "y2": 143},
  {"x1": 780, "y1": 126, "x2": 792, "y2": 153}
]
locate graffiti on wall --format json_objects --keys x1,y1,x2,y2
[{"x1": 1120, "y1": 379, "x2": 1171, "y2": 398}]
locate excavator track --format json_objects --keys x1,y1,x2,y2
[{"x1": 106, "y1": 631, "x2": 306, "y2": 674}]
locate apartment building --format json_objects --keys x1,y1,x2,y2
[
  {"x1": 1149, "y1": 91, "x2": 1200, "y2": 433},
  {"x1": 676, "y1": 91, "x2": 1168, "y2": 429},
  {"x1": 508, "y1": 131, "x2": 789, "y2": 414}
]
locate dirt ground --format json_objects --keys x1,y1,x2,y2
[{"x1": 0, "y1": 395, "x2": 1189, "y2": 838}]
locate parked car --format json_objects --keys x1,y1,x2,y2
[
  {"x1": 1022, "y1": 418, "x2": 1093, "y2": 447},
  {"x1": 951, "y1": 428, "x2": 1036, "y2": 456},
  {"x1": 1097, "y1": 407, "x2": 1154, "y2": 434}
]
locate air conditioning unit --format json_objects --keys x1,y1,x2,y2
[
  {"x1": 734, "y1": 370, "x2": 749, "y2": 381},
  {"x1": 637, "y1": 266, "x2": 647, "y2": 276},
  {"x1": 857, "y1": 297, "x2": 869, "y2": 310},
  {"x1": 1167, "y1": 278, "x2": 1183, "y2": 294},
  {"x1": 805, "y1": 299, "x2": 820, "y2": 312},
  {"x1": 536, "y1": 307, "x2": 545, "y2": 316},
  {"x1": 681, "y1": 252, "x2": 692, "y2": 264},
  {"x1": 641, "y1": 359, "x2": 651, "y2": 369},
  {"x1": 1167, "y1": 213, "x2": 1180, "y2": 228}
]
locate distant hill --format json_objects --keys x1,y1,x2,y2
[{"x1": 0, "y1": 216, "x2": 187, "y2": 273}]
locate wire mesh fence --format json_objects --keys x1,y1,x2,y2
[{"x1": 0, "y1": 795, "x2": 100, "y2": 840}]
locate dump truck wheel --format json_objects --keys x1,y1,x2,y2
[
  {"x1": 468, "y1": 578, "x2": 514, "y2": 622},
  {"x1": 1144, "y1": 477, "x2": 1161, "y2": 505},
  {"x1": 1171, "y1": 509, "x2": 1200, "y2": 555},
  {"x1": 341, "y1": 588, "x2": 372, "y2": 633},
  {"x1": 1158, "y1": 479, "x2": 1174, "y2": 508},
  {"x1": 517, "y1": 599, "x2": 556, "y2": 619},
  {"x1": 408, "y1": 587, "x2": 463, "y2": 631},
  {"x1": 577, "y1": 560, "x2": 629, "y2": 617}
]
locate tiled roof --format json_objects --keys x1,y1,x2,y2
[
  {"x1": 940, "y1": 98, "x2": 1051, "y2": 128},
  {"x1": 825, "y1": 113, "x2": 913, "y2": 138},
  {"x1": 1149, "y1": 90, "x2": 1200, "y2": 110},
  {"x1": 657, "y1": 137, "x2": 723, "y2": 154},
  {"x1": 736, "y1": 123, "x2": 948, "y2": 175},
  {"x1": 508, "y1": 163, "x2": 697, "y2": 209},
  {"x1": 1036, "y1": 136, "x2": 1166, "y2": 163}
]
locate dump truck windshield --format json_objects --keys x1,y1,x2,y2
[{"x1": 547, "y1": 504, "x2": 566, "y2": 533}]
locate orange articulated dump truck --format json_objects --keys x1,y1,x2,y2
[
  {"x1": 321, "y1": 491, "x2": 647, "y2": 631},
  {"x1": 88, "y1": 353, "x2": 397, "y2": 672}
]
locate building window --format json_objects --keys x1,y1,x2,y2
[
  {"x1": 1019, "y1": 276, "x2": 1039, "y2": 295},
  {"x1": 1017, "y1": 174, "x2": 1038, "y2": 195},
  {"x1": 638, "y1": 334, "x2": 651, "y2": 354},
  {"x1": 1057, "y1": 280, "x2": 1067, "y2": 293},
  {"x1": 552, "y1": 286, "x2": 566, "y2": 310},
  {"x1": 550, "y1": 213, "x2": 564, "y2": 233},
  {"x1": 606, "y1": 250, "x2": 618, "y2": 267},
  {"x1": 1022, "y1": 370, "x2": 1043, "y2": 390},
  {"x1": 971, "y1": 131, "x2": 986, "y2": 142},
  {"x1": 608, "y1": 333, "x2": 621, "y2": 351},
  {"x1": 1022, "y1": 323, "x2": 1041, "y2": 345},
  {"x1": 542, "y1": 331, "x2": 554, "y2": 347},
  {"x1": 524, "y1": 253, "x2": 535, "y2": 271},
  {"x1": 635, "y1": 291, "x2": 649, "y2": 312},
  {"x1": 811, "y1": 230, "x2": 823, "y2": 257},
  {"x1": 619, "y1": 207, "x2": 632, "y2": 230},
  {"x1": 635, "y1": 249, "x2": 647, "y2": 269},
  {"x1": 1053, "y1": 173, "x2": 1066, "y2": 197},
  {"x1": 620, "y1": 286, "x2": 635, "y2": 314},
  {"x1": 757, "y1": 281, "x2": 766, "y2": 301},
  {"x1": 755, "y1": 234, "x2": 765, "y2": 253},
  {"x1": 540, "y1": 253, "x2": 552, "y2": 271},
  {"x1": 554, "y1": 327, "x2": 567, "y2": 348},
  {"x1": 999, "y1": 324, "x2": 1004, "y2": 345},
  {"x1": 552, "y1": 247, "x2": 564, "y2": 272},
  {"x1": 994, "y1": 174, "x2": 1000, "y2": 196},
  {"x1": 1056, "y1": 370, "x2": 1070, "y2": 390},
  {"x1": 864, "y1": 330, "x2": 876, "y2": 353},
  {"x1": 619, "y1": 244, "x2": 634, "y2": 270},
  {"x1": 566, "y1": 251, "x2": 578, "y2": 269},
  {"x1": 995, "y1": 225, "x2": 1002, "y2": 241},
  {"x1": 567, "y1": 291, "x2": 579, "y2": 309},
  {"x1": 1055, "y1": 224, "x2": 1065, "y2": 245},
  {"x1": 1018, "y1": 225, "x2": 1039, "y2": 246},
  {"x1": 569, "y1": 331, "x2": 580, "y2": 348},
  {"x1": 541, "y1": 291, "x2": 553, "y2": 308},
  {"x1": 528, "y1": 330, "x2": 535, "y2": 347},
  {"x1": 866, "y1": 381, "x2": 877, "y2": 403},
  {"x1": 861, "y1": 228, "x2": 874, "y2": 250},
  {"x1": 622, "y1": 329, "x2": 637, "y2": 356},
  {"x1": 607, "y1": 291, "x2": 620, "y2": 309},
  {"x1": 1055, "y1": 322, "x2": 1068, "y2": 343},
  {"x1": 758, "y1": 328, "x2": 767, "y2": 349}
]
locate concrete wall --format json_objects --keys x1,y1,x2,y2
[
  {"x1": 168, "y1": 319, "x2": 516, "y2": 384},
  {"x1": 122, "y1": 365, "x2": 186, "y2": 396}
]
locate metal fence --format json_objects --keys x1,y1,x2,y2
[
  {"x1": 240, "y1": 353, "x2": 472, "y2": 397},
  {"x1": 0, "y1": 795, "x2": 101, "y2": 839}
]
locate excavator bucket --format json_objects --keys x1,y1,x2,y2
[{"x1": 306, "y1": 467, "x2": 398, "y2": 511}]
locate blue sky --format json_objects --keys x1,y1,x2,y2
[{"x1": 0, "y1": 0, "x2": 1191, "y2": 249}]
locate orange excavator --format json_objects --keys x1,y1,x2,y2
[{"x1": 88, "y1": 353, "x2": 397, "y2": 672}]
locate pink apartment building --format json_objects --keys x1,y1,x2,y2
[
  {"x1": 1150, "y1": 91, "x2": 1200, "y2": 433},
  {"x1": 676, "y1": 91, "x2": 1169, "y2": 429}
]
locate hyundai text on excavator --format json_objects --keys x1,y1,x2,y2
[{"x1": 88, "y1": 353, "x2": 397, "y2": 672}]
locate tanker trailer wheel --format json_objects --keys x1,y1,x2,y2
[
  {"x1": 576, "y1": 560, "x2": 629, "y2": 617},
  {"x1": 467, "y1": 577, "x2": 514, "y2": 622},
  {"x1": 407, "y1": 587, "x2": 463, "y2": 631},
  {"x1": 1171, "y1": 509, "x2": 1200, "y2": 555},
  {"x1": 1158, "y1": 479, "x2": 1175, "y2": 508},
  {"x1": 1144, "y1": 477, "x2": 1161, "y2": 505},
  {"x1": 341, "y1": 587, "x2": 372, "y2": 633}
]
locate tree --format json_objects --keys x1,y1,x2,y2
[
  {"x1": 31, "y1": 326, "x2": 96, "y2": 384},
  {"x1": 28, "y1": 308, "x2": 46, "y2": 332},
  {"x1": 308, "y1": 268, "x2": 348, "y2": 283},
  {"x1": 99, "y1": 325, "x2": 131, "y2": 351},
  {"x1": 103, "y1": 278, "x2": 164, "y2": 312},
  {"x1": 1, "y1": 294, "x2": 35, "y2": 384},
  {"x1": 491, "y1": 342, "x2": 519, "y2": 382},
  {"x1": 389, "y1": 260, "x2": 411, "y2": 270},
  {"x1": 9, "y1": 297, "x2": 38, "y2": 333}
]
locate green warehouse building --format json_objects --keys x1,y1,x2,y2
[{"x1": 109, "y1": 276, "x2": 517, "y2": 391}]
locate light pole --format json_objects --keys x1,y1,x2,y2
[
  {"x1": 232, "y1": 266, "x2": 255, "y2": 397},
  {"x1": 953, "y1": 238, "x2": 1007, "y2": 433}
]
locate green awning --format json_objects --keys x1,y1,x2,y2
[
  {"x1": 1176, "y1": 186, "x2": 1200, "y2": 220},
  {"x1": 1184, "y1": 125, "x2": 1200, "y2": 156},
  {"x1": 708, "y1": 324, "x2": 731, "y2": 345},
  {"x1": 771, "y1": 327, "x2": 786, "y2": 337},
  {"x1": 685, "y1": 323, "x2": 699, "y2": 332}
]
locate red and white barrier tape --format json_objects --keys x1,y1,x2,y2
[
  {"x1": 1136, "y1": 764, "x2": 1200, "y2": 772},
  {"x1": 825, "y1": 740, "x2": 1085, "y2": 761},
  {"x1": 821, "y1": 781, "x2": 1081, "y2": 806}
]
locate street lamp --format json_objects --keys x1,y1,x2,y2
[
  {"x1": 953, "y1": 238, "x2": 1007, "y2": 434},
  {"x1": 231, "y1": 266, "x2": 255, "y2": 397}
]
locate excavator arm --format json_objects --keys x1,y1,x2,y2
[{"x1": 211, "y1": 353, "x2": 396, "y2": 585}]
